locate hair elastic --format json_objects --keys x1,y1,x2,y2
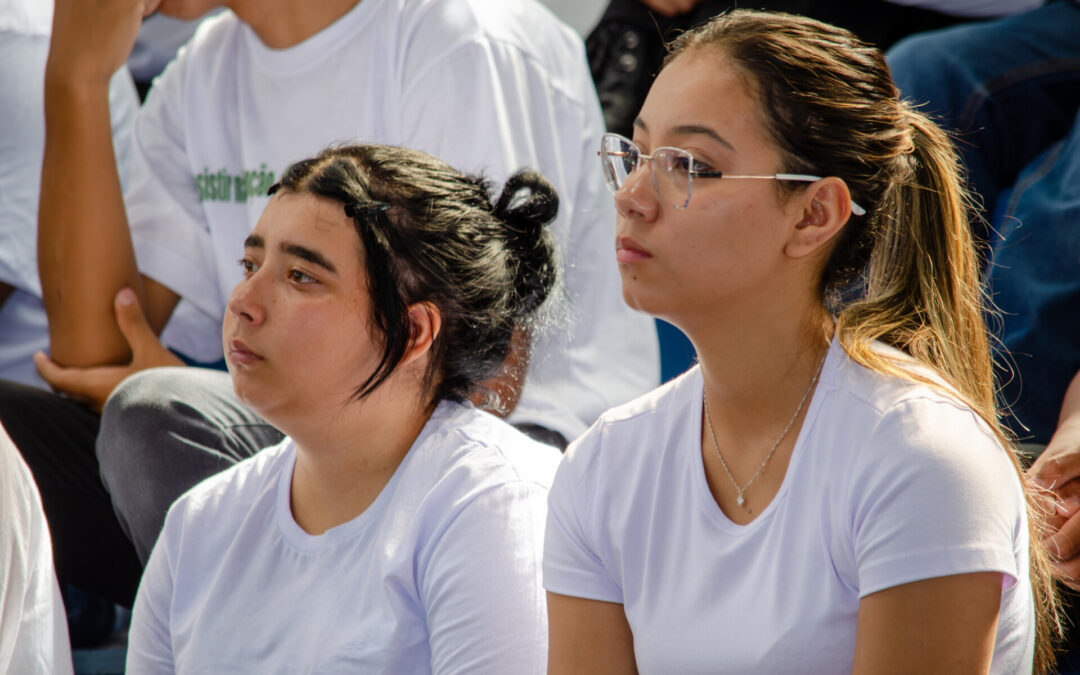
[{"x1": 344, "y1": 201, "x2": 390, "y2": 219}]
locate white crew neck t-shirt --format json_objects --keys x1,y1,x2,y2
[
  {"x1": 128, "y1": 401, "x2": 561, "y2": 674},
  {"x1": 544, "y1": 338, "x2": 1033, "y2": 673},
  {"x1": 125, "y1": 0, "x2": 659, "y2": 440}
]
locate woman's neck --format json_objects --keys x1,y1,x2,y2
[
  {"x1": 229, "y1": 0, "x2": 361, "y2": 50},
  {"x1": 689, "y1": 297, "x2": 833, "y2": 443},
  {"x1": 284, "y1": 387, "x2": 433, "y2": 536}
]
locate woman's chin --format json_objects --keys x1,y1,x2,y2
[
  {"x1": 620, "y1": 284, "x2": 661, "y2": 318},
  {"x1": 230, "y1": 378, "x2": 275, "y2": 422}
]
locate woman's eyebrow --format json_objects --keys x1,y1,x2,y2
[
  {"x1": 632, "y1": 117, "x2": 736, "y2": 152},
  {"x1": 281, "y1": 242, "x2": 338, "y2": 274},
  {"x1": 671, "y1": 124, "x2": 736, "y2": 152}
]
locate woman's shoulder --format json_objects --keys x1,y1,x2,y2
[
  {"x1": 408, "y1": 401, "x2": 564, "y2": 495},
  {"x1": 168, "y1": 436, "x2": 294, "y2": 525},
  {"x1": 817, "y1": 340, "x2": 1018, "y2": 497},
  {"x1": 383, "y1": 403, "x2": 560, "y2": 561},
  {"x1": 556, "y1": 368, "x2": 703, "y2": 488},
  {"x1": 591, "y1": 365, "x2": 702, "y2": 430}
]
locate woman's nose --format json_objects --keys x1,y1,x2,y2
[
  {"x1": 227, "y1": 272, "x2": 267, "y2": 326},
  {"x1": 613, "y1": 161, "x2": 659, "y2": 222}
]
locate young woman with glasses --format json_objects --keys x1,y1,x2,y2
[
  {"x1": 543, "y1": 9, "x2": 1059, "y2": 674},
  {"x1": 125, "y1": 144, "x2": 561, "y2": 673}
]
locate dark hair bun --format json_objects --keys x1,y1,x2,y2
[
  {"x1": 494, "y1": 169, "x2": 559, "y2": 230},
  {"x1": 493, "y1": 170, "x2": 559, "y2": 315}
]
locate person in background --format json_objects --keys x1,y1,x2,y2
[
  {"x1": 587, "y1": 0, "x2": 1043, "y2": 137},
  {"x1": 0, "y1": 0, "x2": 143, "y2": 644},
  {"x1": 128, "y1": 144, "x2": 561, "y2": 673},
  {"x1": 1, "y1": 0, "x2": 659, "y2": 611},
  {"x1": 544, "y1": 10, "x2": 1058, "y2": 673}
]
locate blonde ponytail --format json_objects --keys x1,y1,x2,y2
[{"x1": 837, "y1": 107, "x2": 1062, "y2": 674}]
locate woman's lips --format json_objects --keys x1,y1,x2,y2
[
  {"x1": 616, "y1": 237, "x2": 652, "y2": 264},
  {"x1": 227, "y1": 338, "x2": 264, "y2": 366}
]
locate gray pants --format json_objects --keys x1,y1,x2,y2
[{"x1": 98, "y1": 367, "x2": 284, "y2": 563}]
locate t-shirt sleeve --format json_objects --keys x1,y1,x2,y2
[
  {"x1": 126, "y1": 508, "x2": 180, "y2": 674},
  {"x1": 846, "y1": 396, "x2": 1025, "y2": 598},
  {"x1": 124, "y1": 49, "x2": 223, "y2": 320},
  {"x1": 542, "y1": 428, "x2": 625, "y2": 604},
  {"x1": 419, "y1": 481, "x2": 550, "y2": 675}
]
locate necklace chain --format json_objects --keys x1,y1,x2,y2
[{"x1": 702, "y1": 350, "x2": 827, "y2": 508}]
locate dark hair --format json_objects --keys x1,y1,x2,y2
[
  {"x1": 267, "y1": 144, "x2": 558, "y2": 408},
  {"x1": 664, "y1": 10, "x2": 1059, "y2": 671}
]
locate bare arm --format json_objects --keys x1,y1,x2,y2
[
  {"x1": 852, "y1": 573, "x2": 1001, "y2": 674},
  {"x1": 1059, "y1": 369, "x2": 1080, "y2": 431},
  {"x1": 546, "y1": 592, "x2": 638, "y2": 675},
  {"x1": 39, "y1": 0, "x2": 163, "y2": 367}
]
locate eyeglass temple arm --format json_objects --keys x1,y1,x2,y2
[{"x1": 710, "y1": 173, "x2": 867, "y2": 216}]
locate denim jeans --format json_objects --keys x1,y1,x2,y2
[
  {"x1": 987, "y1": 118, "x2": 1080, "y2": 447},
  {"x1": 887, "y1": 0, "x2": 1080, "y2": 247}
]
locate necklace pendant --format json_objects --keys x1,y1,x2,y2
[{"x1": 736, "y1": 494, "x2": 745, "y2": 507}]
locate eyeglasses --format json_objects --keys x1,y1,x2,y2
[{"x1": 599, "y1": 132, "x2": 866, "y2": 215}]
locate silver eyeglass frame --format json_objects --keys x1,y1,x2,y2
[{"x1": 599, "y1": 132, "x2": 866, "y2": 215}]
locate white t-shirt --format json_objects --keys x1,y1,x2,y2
[
  {"x1": 0, "y1": 0, "x2": 138, "y2": 389},
  {"x1": 544, "y1": 338, "x2": 1034, "y2": 674},
  {"x1": 126, "y1": 0, "x2": 660, "y2": 440},
  {"x1": 0, "y1": 423, "x2": 73, "y2": 675},
  {"x1": 128, "y1": 400, "x2": 560, "y2": 674}
]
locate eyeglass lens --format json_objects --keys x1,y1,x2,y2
[{"x1": 601, "y1": 135, "x2": 693, "y2": 209}]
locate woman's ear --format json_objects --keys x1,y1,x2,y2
[
  {"x1": 402, "y1": 301, "x2": 442, "y2": 367},
  {"x1": 784, "y1": 178, "x2": 852, "y2": 259}
]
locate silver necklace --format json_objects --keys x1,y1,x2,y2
[{"x1": 702, "y1": 350, "x2": 827, "y2": 508}]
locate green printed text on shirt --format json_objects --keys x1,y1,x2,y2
[{"x1": 197, "y1": 164, "x2": 276, "y2": 203}]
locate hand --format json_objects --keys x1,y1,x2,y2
[
  {"x1": 639, "y1": 0, "x2": 704, "y2": 17},
  {"x1": 1030, "y1": 417, "x2": 1080, "y2": 588},
  {"x1": 47, "y1": 0, "x2": 162, "y2": 85},
  {"x1": 34, "y1": 288, "x2": 183, "y2": 412}
]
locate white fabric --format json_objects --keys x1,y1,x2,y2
[
  {"x1": 128, "y1": 11, "x2": 223, "y2": 83},
  {"x1": 0, "y1": 0, "x2": 139, "y2": 389},
  {"x1": 0, "y1": 423, "x2": 73, "y2": 675},
  {"x1": 537, "y1": 0, "x2": 605, "y2": 35},
  {"x1": 128, "y1": 401, "x2": 559, "y2": 674},
  {"x1": 544, "y1": 338, "x2": 1034, "y2": 674},
  {"x1": 126, "y1": 0, "x2": 660, "y2": 440},
  {"x1": 887, "y1": 0, "x2": 1043, "y2": 16}
]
